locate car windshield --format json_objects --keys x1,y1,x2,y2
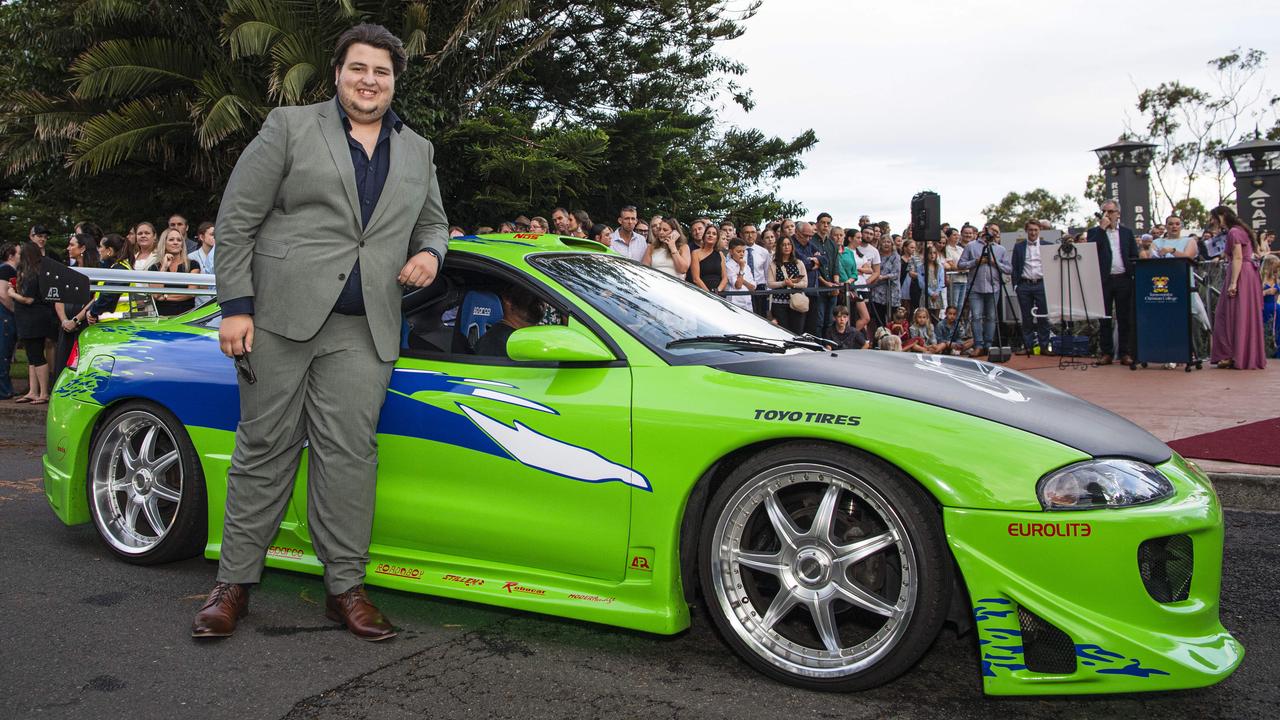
[{"x1": 532, "y1": 253, "x2": 811, "y2": 364}]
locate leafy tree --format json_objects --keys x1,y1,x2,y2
[
  {"x1": 0, "y1": 0, "x2": 814, "y2": 235},
  {"x1": 1131, "y1": 48, "x2": 1274, "y2": 216},
  {"x1": 1171, "y1": 197, "x2": 1209, "y2": 229},
  {"x1": 981, "y1": 188, "x2": 1078, "y2": 230}
]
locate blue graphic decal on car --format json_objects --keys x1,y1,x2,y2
[
  {"x1": 457, "y1": 403, "x2": 652, "y2": 491},
  {"x1": 975, "y1": 600, "x2": 1169, "y2": 679}
]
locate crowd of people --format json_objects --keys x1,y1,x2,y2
[
  {"x1": 0, "y1": 214, "x2": 216, "y2": 403},
  {"x1": 2, "y1": 201, "x2": 1274, "y2": 404}
]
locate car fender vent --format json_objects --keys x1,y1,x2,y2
[
  {"x1": 1138, "y1": 534, "x2": 1193, "y2": 603},
  {"x1": 1018, "y1": 606, "x2": 1077, "y2": 674}
]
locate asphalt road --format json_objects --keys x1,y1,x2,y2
[{"x1": 1, "y1": 412, "x2": 1277, "y2": 720}]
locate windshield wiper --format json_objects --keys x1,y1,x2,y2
[
  {"x1": 666, "y1": 334, "x2": 788, "y2": 353},
  {"x1": 666, "y1": 333, "x2": 827, "y2": 353},
  {"x1": 790, "y1": 333, "x2": 836, "y2": 351}
]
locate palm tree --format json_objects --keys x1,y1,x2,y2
[{"x1": 1, "y1": 0, "x2": 544, "y2": 194}]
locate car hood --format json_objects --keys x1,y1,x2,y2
[{"x1": 714, "y1": 351, "x2": 1171, "y2": 464}]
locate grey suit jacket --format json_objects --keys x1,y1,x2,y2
[{"x1": 215, "y1": 99, "x2": 449, "y2": 361}]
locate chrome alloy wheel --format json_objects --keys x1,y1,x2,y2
[
  {"x1": 90, "y1": 410, "x2": 185, "y2": 555},
  {"x1": 710, "y1": 463, "x2": 917, "y2": 678}
]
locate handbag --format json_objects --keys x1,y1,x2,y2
[{"x1": 789, "y1": 289, "x2": 809, "y2": 313}]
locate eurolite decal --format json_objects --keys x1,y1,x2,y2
[{"x1": 1007, "y1": 522, "x2": 1092, "y2": 538}]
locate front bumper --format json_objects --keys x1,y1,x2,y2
[{"x1": 946, "y1": 454, "x2": 1242, "y2": 695}]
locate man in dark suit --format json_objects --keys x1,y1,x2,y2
[
  {"x1": 1011, "y1": 220, "x2": 1054, "y2": 354},
  {"x1": 1086, "y1": 199, "x2": 1138, "y2": 365},
  {"x1": 193, "y1": 23, "x2": 449, "y2": 641}
]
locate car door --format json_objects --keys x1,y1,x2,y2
[{"x1": 370, "y1": 264, "x2": 637, "y2": 582}]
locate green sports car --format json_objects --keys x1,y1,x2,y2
[{"x1": 44, "y1": 233, "x2": 1241, "y2": 694}]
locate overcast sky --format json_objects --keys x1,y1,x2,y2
[{"x1": 716, "y1": 0, "x2": 1280, "y2": 229}]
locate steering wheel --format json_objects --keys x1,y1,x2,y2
[{"x1": 401, "y1": 274, "x2": 453, "y2": 315}]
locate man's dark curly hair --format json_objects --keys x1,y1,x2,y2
[{"x1": 332, "y1": 23, "x2": 407, "y2": 76}]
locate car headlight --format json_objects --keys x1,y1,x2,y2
[{"x1": 1037, "y1": 459, "x2": 1174, "y2": 510}]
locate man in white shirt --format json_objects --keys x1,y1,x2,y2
[
  {"x1": 725, "y1": 239, "x2": 756, "y2": 312},
  {"x1": 854, "y1": 227, "x2": 881, "y2": 292},
  {"x1": 740, "y1": 224, "x2": 770, "y2": 316},
  {"x1": 1012, "y1": 220, "x2": 1053, "y2": 354},
  {"x1": 943, "y1": 227, "x2": 967, "y2": 310},
  {"x1": 609, "y1": 205, "x2": 647, "y2": 262},
  {"x1": 1085, "y1": 199, "x2": 1139, "y2": 365}
]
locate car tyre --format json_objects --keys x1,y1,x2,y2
[
  {"x1": 698, "y1": 442, "x2": 951, "y2": 691},
  {"x1": 86, "y1": 401, "x2": 207, "y2": 565}
]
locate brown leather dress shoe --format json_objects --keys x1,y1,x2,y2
[
  {"x1": 1095, "y1": 354, "x2": 1114, "y2": 366},
  {"x1": 1119, "y1": 355, "x2": 1134, "y2": 366},
  {"x1": 191, "y1": 582, "x2": 249, "y2": 638},
  {"x1": 326, "y1": 585, "x2": 397, "y2": 641}
]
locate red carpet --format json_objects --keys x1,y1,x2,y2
[{"x1": 1167, "y1": 417, "x2": 1280, "y2": 467}]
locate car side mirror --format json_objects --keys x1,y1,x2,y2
[{"x1": 506, "y1": 323, "x2": 615, "y2": 363}]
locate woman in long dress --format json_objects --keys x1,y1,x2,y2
[{"x1": 1208, "y1": 205, "x2": 1266, "y2": 369}]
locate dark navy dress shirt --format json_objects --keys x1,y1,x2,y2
[{"x1": 332, "y1": 99, "x2": 401, "y2": 315}]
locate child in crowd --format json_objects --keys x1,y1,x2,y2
[
  {"x1": 826, "y1": 305, "x2": 869, "y2": 349},
  {"x1": 1262, "y1": 254, "x2": 1279, "y2": 358},
  {"x1": 725, "y1": 238, "x2": 756, "y2": 312},
  {"x1": 934, "y1": 305, "x2": 974, "y2": 356},
  {"x1": 876, "y1": 332, "x2": 902, "y2": 352},
  {"x1": 888, "y1": 305, "x2": 910, "y2": 347},
  {"x1": 906, "y1": 307, "x2": 948, "y2": 354}
]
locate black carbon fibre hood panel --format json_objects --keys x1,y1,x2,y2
[{"x1": 715, "y1": 351, "x2": 1171, "y2": 464}]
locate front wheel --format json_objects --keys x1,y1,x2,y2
[
  {"x1": 698, "y1": 443, "x2": 951, "y2": 691},
  {"x1": 87, "y1": 402, "x2": 207, "y2": 565}
]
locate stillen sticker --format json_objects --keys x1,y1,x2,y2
[{"x1": 443, "y1": 574, "x2": 485, "y2": 587}]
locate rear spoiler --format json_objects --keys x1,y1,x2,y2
[{"x1": 74, "y1": 267, "x2": 218, "y2": 297}]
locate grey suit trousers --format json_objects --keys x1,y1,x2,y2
[{"x1": 217, "y1": 313, "x2": 394, "y2": 594}]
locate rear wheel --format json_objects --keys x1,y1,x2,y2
[
  {"x1": 698, "y1": 443, "x2": 950, "y2": 691},
  {"x1": 87, "y1": 402, "x2": 206, "y2": 565}
]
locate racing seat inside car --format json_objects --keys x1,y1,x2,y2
[{"x1": 456, "y1": 290, "x2": 504, "y2": 353}]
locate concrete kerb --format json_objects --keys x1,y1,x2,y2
[
  {"x1": 0, "y1": 403, "x2": 46, "y2": 424},
  {"x1": 1205, "y1": 472, "x2": 1280, "y2": 513}
]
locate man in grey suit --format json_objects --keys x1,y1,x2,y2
[{"x1": 192, "y1": 24, "x2": 448, "y2": 641}]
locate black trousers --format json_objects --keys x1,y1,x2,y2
[
  {"x1": 1099, "y1": 273, "x2": 1134, "y2": 358},
  {"x1": 772, "y1": 303, "x2": 805, "y2": 334},
  {"x1": 752, "y1": 294, "x2": 769, "y2": 317},
  {"x1": 52, "y1": 326, "x2": 82, "y2": 380}
]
